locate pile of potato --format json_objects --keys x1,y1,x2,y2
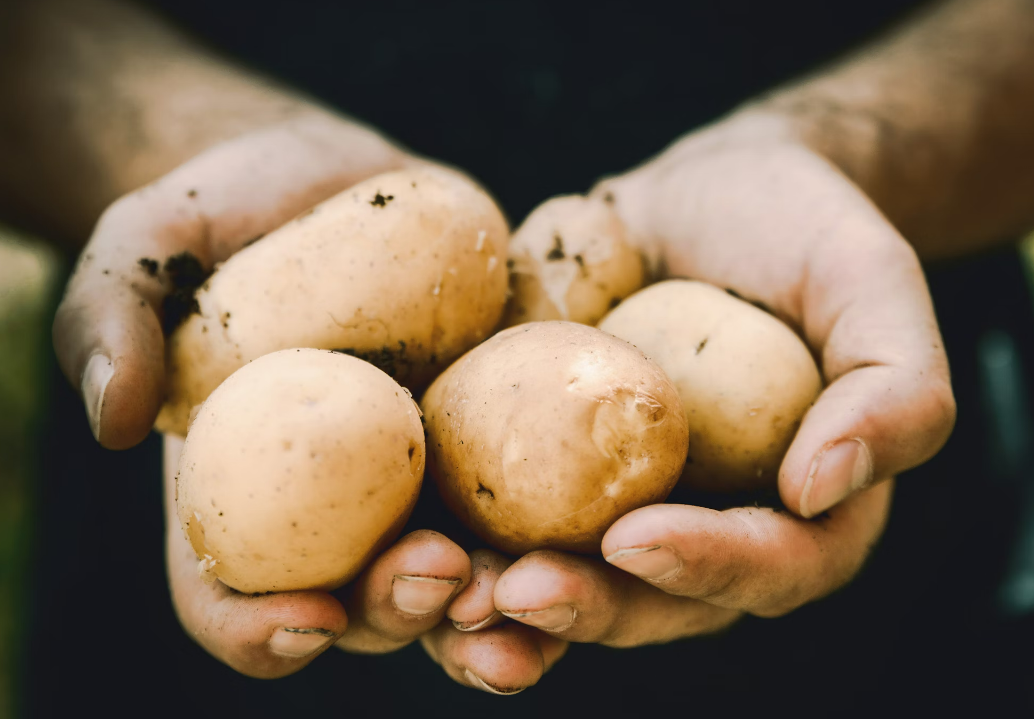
[{"x1": 168, "y1": 168, "x2": 820, "y2": 594}]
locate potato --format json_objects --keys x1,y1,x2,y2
[
  {"x1": 422, "y1": 321, "x2": 688, "y2": 555},
  {"x1": 501, "y1": 195, "x2": 645, "y2": 328},
  {"x1": 598, "y1": 280, "x2": 822, "y2": 491},
  {"x1": 176, "y1": 348, "x2": 424, "y2": 594},
  {"x1": 156, "y1": 167, "x2": 509, "y2": 436}
]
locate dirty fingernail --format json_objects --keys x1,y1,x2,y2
[
  {"x1": 269, "y1": 627, "x2": 335, "y2": 658},
  {"x1": 464, "y1": 669, "x2": 525, "y2": 695},
  {"x1": 392, "y1": 575, "x2": 461, "y2": 616},
  {"x1": 800, "y1": 438, "x2": 873, "y2": 518},
  {"x1": 452, "y1": 611, "x2": 499, "y2": 632},
  {"x1": 605, "y1": 545, "x2": 681, "y2": 582},
  {"x1": 81, "y1": 354, "x2": 113, "y2": 442},
  {"x1": 500, "y1": 605, "x2": 576, "y2": 632}
]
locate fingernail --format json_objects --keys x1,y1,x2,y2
[
  {"x1": 464, "y1": 668, "x2": 525, "y2": 696},
  {"x1": 392, "y1": 575, "x2": 461, "y2": 616},
  {"x1": 81, "y1": 354, "x2": 114, "y2": 441},
  {"x1": 268, "y1": 627, "x2": 335, "y2": 658},
  {"x1": 800, "y1": 438, "x2": 873, "y2": 518},
  {"x1": 605, "y1": 545, "x2": 681, "y2": 582},
  {"x1": 499, "y1": 605, "x2": 576, "y2": 632},
  {"x1": 452, "y1": 611, "x2": 498, "y2": 632}
]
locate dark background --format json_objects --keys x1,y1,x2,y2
[{"x1": 21, "y1": 1, "x2": 1034, "y2": 716}]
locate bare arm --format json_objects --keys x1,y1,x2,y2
[
  {"x1": 756, "y1": 0, "x2": 1034, "y2": 259},
  {"x1": 0, "y1": 0, "x2": 404, "y2": 246}
]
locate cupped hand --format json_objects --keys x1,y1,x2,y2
[
  {"x1": 163, "y1": 435, "x2": 471, "y2": 678},
  {"x1": 53, "y1": 110, "x2": 418, "y2": 449},
  {"x1": 494, "y1": 482, "x2": 891, "y2": 649},
  {"x1": 166, "y1": 435, "x2": 566, "y2": 688},
  {"x1": 601, "y1": 111, "x2": 955, "y2": 517},
  {"x1": 465, "y1": 109, "x2": 951, "y2": 656}
]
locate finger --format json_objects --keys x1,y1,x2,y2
[
  {"x1": 55, "y1": 114, "x2": 407, "y2": 448},
  {"x1": 595, "y1": 145, "x2": 954, "y2": 516},
  {"x1": 779, "y1": 229, "x2": 955, "y2": 516},
  {"x1": 494, "y1": 551, "x2": 740, "y2": 648},
  {"x1": 421, "y1": 623, "x2": 567, "y2": 695},
  {"x1": 333, "y1": 530, "x2": 471, "y2": 654},
  {"x1": 602, "y1": 480, "x2": 893, "y2": 617},
  {"x1": 446, "y1": 549, "x2": 510, "y2": 631},
  {"x1": 164, "y1": 435, "x2": 348, "y2": 678}
]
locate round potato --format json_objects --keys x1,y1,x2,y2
[
  {"x1": 176, "y1": 348, "x2": 424, "y2": 594},
  {"x1": 156, "y1": 166, "x2": 509, "y2": 435},
  {"x1": 598, "y1": 280, "x2": 822, "y2": 491},
  {"x1": 501, "y1": 195, "x2": 645, "y2": 328},
  {"x1": 422, "y1": 321, "x2": 688, "y2": 555}
]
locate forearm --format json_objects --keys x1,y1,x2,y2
[
  {"x1": 748, "y1": 0, "x2": 1034, "y2": 259},
  {"x1": 0, "y1": 0, "x2": 404, "y2": 247}
]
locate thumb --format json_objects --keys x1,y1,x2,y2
[{"x1": 54, "y1": 114, "x2": 409, "y2": 448}]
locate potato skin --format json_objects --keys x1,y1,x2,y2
[
  {"x1": 422, "y1": 321, "x2": 688, "y2": 555},
  {"x1": 156, "y1": 167, "x2": 509, "y2": 436},
  {"x1": 598, "y1": 280, "x2": 822, "y2": 491},
  {"x1": 176, "y1": 348, "x2": 424, "y2": 594},
  {"x1": 501, "y1": 195, "x2": 644, "y2": 328}
]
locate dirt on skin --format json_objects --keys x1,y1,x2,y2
[{"x1": 159, "y1": 251, "x2": 212, "y2": 334}]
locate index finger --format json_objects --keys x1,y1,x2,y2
[
  {"x1": 782, "y1": 198, "x2": 954, "y2": 516},
  {"x1": 601, "y1": 480, "x2": 894, "y2": 617}
]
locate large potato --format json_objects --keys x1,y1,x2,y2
[
  {"x1": 156, "y1": 167, "x2": 509, "y2": 435},
  {"x1": 422, "y1": 321, "x2": 688, "y2": 555},
  {"x1": 501, "y1": 195, "x2": 645, "y2": 328},
  {"x1": 176, "y1": 348, "x2": 424, "y2": 594},
  {"x1": 598, "y1": 280, "x2": 822, "y2": 491}
]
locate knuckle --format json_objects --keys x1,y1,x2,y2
[
  {"x1": 749, "y1": 576, "x2": 821, "y2": 617},
  {"x1": 691, "y1": 564, "x2": 744, "y2": 604}
]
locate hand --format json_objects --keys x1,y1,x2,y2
[
  {"x1": 492, "y1": 482, "x2": 891, "y2": 648},
  {"x1": 423, "y1": 550, "x2": 568, "y2": 695},
  {"x1": 52, "y1": 110, "x2": 415, "y2": 449},
  {"x1": 163, "y1": 435, "x2": 468, "y2": 677},
  {"x1": 420, "y1": 486, "x2": 890, "y2": 671},
  {"x1": 459, "y1": 109, "x2": 950, "y2": 657},
  {"x1": 55, "y1": 110, "x2": 547, "y2": 689},
  {"x1": 167, "y1": 434, "x2": 568, "y2": 687},
  {"x1": 602, "y1": 112, "x2": 955, "y2": 518}
]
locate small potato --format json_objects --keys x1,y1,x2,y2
[
  {"x1": 156, "y1": 167, "x2": 509, "y2": 436},
  {"x1": 598, "y1": 280, "x2": 822, "y2": 491},
  {"x1": 422, "y1": 321, "x2": 688, "y2": 555},
  {"x1": 501, "y1": 195, "x2": 645, "y2": 328},
  {"x1": 176, "y1": 348, "x2": 424, "y2": 594}
]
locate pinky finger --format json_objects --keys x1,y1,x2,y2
[{"x1": 421, "y1": 623, "x2": 567, "y2": 696}]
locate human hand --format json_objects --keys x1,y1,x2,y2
[
  {"x1": 53, "y1": 109, "x2": 521, "y2": 687},
  {"x1": 424, "y1": 490, "x2": 891, "y2": 678},
  {"x1": 458, "y1": 108, "x2": 951, "y2": 658},
  {"x1": 423, "y1": 550, "x2": 568, "y2": 694},
  {"x1": 598, "y1": 111, "x2": 955, "y2": 518},
  {"x1": 162, "y1": 435, "x2": 467, "y2": 677},
  {"x1": 492, "y1": 482, "x2": 891, "y2": 648},
  {"x1": 166, "y1": 434, "x2": 567, "y2": 687},
  {"x1": 52, "y1": 110, "x2": 419, "y2": 449}
]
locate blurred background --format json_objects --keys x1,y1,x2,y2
[
  {"x1": 0, "y1": 228, "x2": 58, "y2": 719},
  {"x1": 3, "y1": 1, "x2": 1034, "y2": 716}
]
